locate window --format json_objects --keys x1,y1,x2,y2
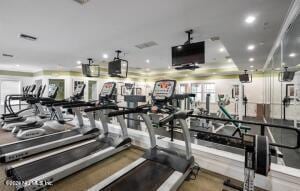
[
  {"x1": 191, "y1": 83, "x2": 202, "y2": 102},
  {"x1": 191, "y1": 83, "x2": 216, "y2": 102},
  {"x1": 203, "y1": 83, "x2": 216, "y2": 103},
  {"x1": 0, "y1": 80, "x2": 21, "y2": 105}
]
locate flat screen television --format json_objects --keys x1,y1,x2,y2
[
  {"x1": 172, "y1": 41, "x2": 205, "y2": 66},
  {"x1": 282, "y1": 71, "x2": 295, "y2": 82},
  {"x1": 108, "y1": 59, "x2": 128, "y2": 78},
  {"x1": 82, "y1": 64, "x2": 100, "y2": 77},
  {"x1": 108, "y1": 60, "x2": 121, "y2": 76},
  {"x1": 239, "y1": 74, "x2": 250, "y2": 83}
]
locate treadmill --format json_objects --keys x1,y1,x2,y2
[
  {"x1": 88, "y1": 80, "x2": 195, "y2": 191},
  {"x1": 0, "y1": 84, "x2": 98, "y2": 163},
  {"x1": 5, "y1": 82, "x2": 131, "y2": 191}
]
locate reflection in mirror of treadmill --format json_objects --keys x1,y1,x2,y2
[
  {"x1": 103, "y1": 160, "x2": 174, "y2": 191},
  {"x1": 7, "y1": 141, "x2": 111, "y2": 181},
  {"x1": 0, "y1": 131, "x2": 80, "y2": 154}
]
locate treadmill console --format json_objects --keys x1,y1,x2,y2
[
  {"x1": 100, "y1": 82, "x2": 116, "y2": 98},
  {"x1": 152, "y1": 80, "x2": 176, "y2": 101}
]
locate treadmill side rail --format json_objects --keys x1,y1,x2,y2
[
  {"x1": 88, "y1": 158, "x2": 146, "y2": 191},
  {"x1": 22, "y1": 144, "x2": 131, "y2": 191}
]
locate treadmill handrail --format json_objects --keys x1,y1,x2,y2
[
  {"x1": 84, "y1": 105, "x2": 119, "y2": 113},
  {"x1": 63, "y1": 102, "x2": 96, "y2": 109}
]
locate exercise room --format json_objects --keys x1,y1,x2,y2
[{"x1": 0, "y1": 0, "x2": 299, "y2": 191}]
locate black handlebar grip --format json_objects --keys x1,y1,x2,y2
[
  {"x1": 159, "y1": 114, "x2": 175, "y2": 126},
  {"x1": 107, "y1": 108, "x2": 140, "y2": 117},
  {"x1": 52, "y1": 100, "x2": 85, "y2": 106},
  {"x1": 63, "y1": 102, "x2": 95, "y2": 108},
  {"x1": 84, "y1": 105, "x2": 119, "y2": 113}
]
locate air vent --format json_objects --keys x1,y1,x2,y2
[
  {"x1": 2, "y1": 53, "x2": 14, "y2": 57},
  {"x1": 135, "y1": 41, "x2": 158, "y2": 49},
  {"x1": 210, "y1": 36, "x2": 220, "y2": 41},
  {"x1": 73, "y1": 0, "x2": 90, "y2": 4},
  {"x1": 19, "y1": 33, "x2": 38, "y2": 41}
]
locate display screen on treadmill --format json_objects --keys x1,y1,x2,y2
[
  {"x1": 100, "y1": 82, "x2": 115, "y2": 97},
  {"x1": 152, "y1": 80, "x2": 175, "y2": 100}
]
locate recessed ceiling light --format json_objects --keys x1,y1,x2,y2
[
  {"x1": 250, "y1": 65, "x2": 254, "y2": 68},
  {"x1": 146, "y1": 59, "x2": 150, "y2": 63},
  {"x1": 168, "y1": 66, "x2": 171, "y2": 69},
  {"x1": 289, "y1": 52, "x2": 296, "y2": 57},
  {"x1": 219, "y1": 48, "x2": 225, "y2": 52},
  {"x1": 249, "y1": 58, "x2": 254, "y2": 62},
  {"x1": 227, "y1": 58, "x2": 233, "y2": 63},
  {"x1": 177, "y1": 46, "x2": 182, "y2": 50},
  {"x1": 102, "y1": 54, "x2": 108, "y2": 59},
  {"x1": 245, "y1": 16, "x2": 256, "y2": 24},
  {"x1": 76, "y1": 60, "x2": 82, "y2": 65},
  {"x1": 247, "y1": 44, "x2": 255, "y2": 51},
  {"x1": 16, "y1": 64, "x2": 20, "y2": 67}
]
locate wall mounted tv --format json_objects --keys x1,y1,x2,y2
[{"x1": 172, "y1": 41, "x2": 205, "y2": 66}]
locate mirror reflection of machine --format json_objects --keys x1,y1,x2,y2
[
  {"x1": 108, "y1": 50, "x2": 128, "y2": 78},
  {"x1": 82, "y1": 58, "x2": 100, "y2": 77}
]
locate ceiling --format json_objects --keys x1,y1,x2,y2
[{"x1": 0, "y1": 0, "x2": 292, "y2": 73}]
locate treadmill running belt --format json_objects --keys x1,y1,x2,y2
[
  {"x1": 103, "y1": 160, "x2": 174, "y2": 191},
  {"x1": 10, "y1": 141, "x2": 110, "y2": 181},
  {"x1": 0, "y1": 130, "x2": 80, "y2": 154}
]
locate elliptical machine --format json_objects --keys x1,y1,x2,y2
[{"x1": 14, "y1": 84, "x2": 85, "y2": 139}]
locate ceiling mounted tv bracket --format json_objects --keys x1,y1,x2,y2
[
  {"x1": 114, "y1": 50, "x2": 122, "y2": 60},
  {"x1": 184, "y1": 29, "x2": 193, "y2": 45}
]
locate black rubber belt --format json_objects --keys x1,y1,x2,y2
[
  {"x1": 103, "y1": 160, "x2": 174, "y2": 191},
  {"x1": 0, "y1": 130, "x2": 80, "y2": 154},
  {"x1": 9, "y1": 141, "x2": 111, "y2": 181}
]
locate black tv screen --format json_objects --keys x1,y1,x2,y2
[
  {"x1": 239, "y1": 74, "x2": 250, "y2": 83},
  {"x1": 108, "y1": 60, "x2": 122, "y2": 76},
  {"x1": 282, "y1": 71, "x2": 295, "y2": 82},
  {"x1": 172, "y1": 41, "x2": 205, "y2": 66}
]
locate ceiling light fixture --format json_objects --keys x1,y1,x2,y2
[
  {"x1": 219, "y1": 48, "x2": 225, "y2": 52},
  {"x1": 247, "y1": 44, "x2": 255, "y2": 51},
  {"x1": 177, "y1": 46, "x2": 182, "y2": 49},
  {"x1": 168, "y1": 66, "x2": 171, "y2": 69},
  {"x1": 16, "y1": 64, "x2": 20, "y2": 67},
  {"x1": 146, "y1": 59, "x2": 150, "y2": 63},
  {"x1": 245, "y1": 15, "x2": 256, "y2": 24},
  {"x1": 289, "y1": 52, "x2": 296, "y2": 57},
  {"x1": 249, "y1": 58, "x2": 254, "y2": 62},
  {"x1": 76, "y1": 60, "x2": 82, "y2": 65},
  {"x1": 227, "y1": 58, "x2": 233, "y2": 63},
  {"x1": 102, "y1": 54, "x2": 108, "y2": 59},
  {"x1": 250, "y1": 65, "x2": 254, "y2": 68}
]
